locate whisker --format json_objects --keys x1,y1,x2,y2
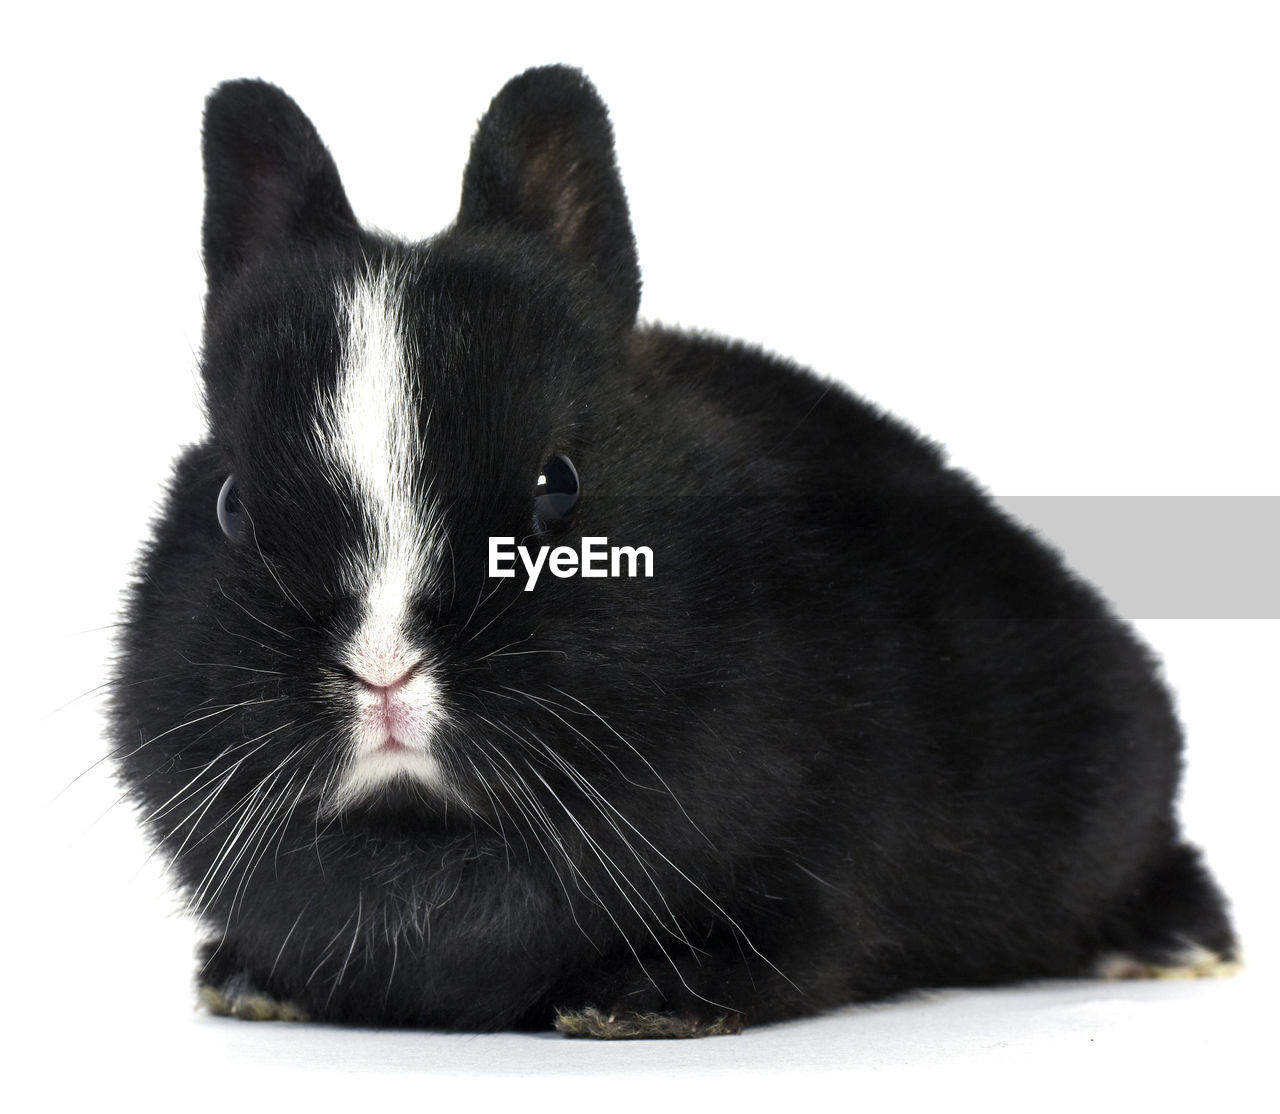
[
  {"x1": 245, "y1": 508, "x2": 314, "y2": 623},
  {"x1": 326, "y1": 891, "x2": 364, "y2": 1009},
  {"x1": 464, "y1": 582, "x2": 525, "y2": 645},
  {"x1": 215, "y1": 578, "x2": 298, "y2": 642},
  {"x1": 481, "y1": 713, "x2": 691, "y2": 951},
  {"x1": 547, "y1": 684, "x2": 715, "y2": 844},
  {"x1": 43, "y1": 671, "x2": 183, "y2": 726},
  {"x1": 456, "y1": 572, "x2": 505, "y2": 640},
  {"x1": 478, "y1": 684, "x2": 797, "y2": 1000},
  {"x1": 174, "y1": 653, "x2": 286, "y2": 677},
  {"x1": 268, "y1": 901, "x2": 313, "y2": 983}
]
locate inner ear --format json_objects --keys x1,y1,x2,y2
[
  {"x1": 520, "y1": 126, "x2": 594, "y2": 255},
  {"x1": 457, "y1": 66, "x2": 640, "y2": 329}
]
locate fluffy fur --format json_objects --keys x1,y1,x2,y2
[{"x1": 112, "y1": 66, "x2": 1237, "y2": 1036}]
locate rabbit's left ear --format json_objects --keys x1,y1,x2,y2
[
  {"x1": 202, "y1": 79, "x2": 358, "y2": 291},
  {"x1": 457, "y1": 66, "x2": 640, "y2": 329}
]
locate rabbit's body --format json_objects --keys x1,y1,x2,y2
[{"x1": 113, "y1": 67, "x2": 1235, "y2": 1036}]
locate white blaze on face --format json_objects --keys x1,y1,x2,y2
[{"x1": 315, "y1": 265, "x2": 448, "y2": 805}]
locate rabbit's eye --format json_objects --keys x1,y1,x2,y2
[
  {"x1": 533, "y1": 453, "x2": 579, "y2": 531},
  {"x1": 217, "y1": 474, "x2": 247, "y2": 542}
]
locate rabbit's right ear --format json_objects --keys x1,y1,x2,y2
[
  {"x1": 457, "y1": 65, "x2": 640, "y2": 330},
  {"x1": 201, "y1": 80, "x2": 358, "y2": 290}
]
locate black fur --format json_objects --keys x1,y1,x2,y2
[{"x1": 112, "y1": 66, "x2": 1236, "y2": 1035}]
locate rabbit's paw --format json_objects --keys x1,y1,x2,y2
[
  {"x1": 554, "y1": 1006, "x2": 743, "y2": 1039},
  {"x1": 1095, "y1": 943, "x2": 1243, "y2": 981},
  {"x1": 198, "y1": 974, "x2": 310, "y2": 1022}
]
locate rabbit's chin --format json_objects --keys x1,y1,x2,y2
[{"x1": 325, "y1": 746, "x2": 451, "y2": 816}]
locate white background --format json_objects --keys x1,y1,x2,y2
[{"x1": 2, "y1": 2, "x2": 1276, "y2": 1110}]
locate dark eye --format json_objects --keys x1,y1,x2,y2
[
  {"x1": 217, "y1": 474, "x2": 247, "y2": 542},
  {"x1": 533, "y1": 453, "x2": 579, "y2": 531}
]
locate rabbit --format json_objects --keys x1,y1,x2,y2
[{"x1": 111, "y1": 65, "x2": 1238, "y2": 1039}]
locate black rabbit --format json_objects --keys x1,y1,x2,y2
[{"x1": 112, "y1": 65, "x2": 1237, "y2": 1038}]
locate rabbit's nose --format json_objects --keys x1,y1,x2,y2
[{"x1": 355, "y1": 664, "x2": 420, "y2": 697}]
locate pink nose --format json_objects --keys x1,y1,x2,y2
[{"x1": 356, "y1": 665, "x2": 418, "y2": 696}]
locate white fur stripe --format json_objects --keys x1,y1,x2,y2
[
  {"x1": 317, "y1": 266, "x2": 441, "y2": 666},
  {"x1": 314, "y1": 264, "x2": 448, "y2": 803}
]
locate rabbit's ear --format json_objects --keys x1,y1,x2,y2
[
  {"x1": 457, "y1": 66, "x2": 640, "y2": 329},
  {"x1": 202, "y1": 80, "x2": 358, "y2": 290}
]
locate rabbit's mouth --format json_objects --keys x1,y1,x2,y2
[
  {"x1": 320, "y1": 658, "x2": 451, "y2": 812},
  {"x1": 348, "y1": 656, "x2": 443, "y2": 742}
]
